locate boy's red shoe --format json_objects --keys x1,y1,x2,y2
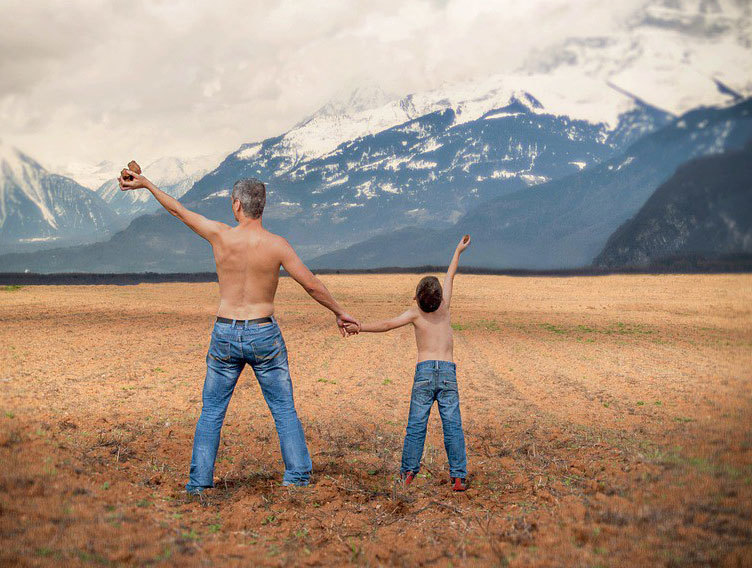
[
  {"x1": 402, "y1": 471, "x2": 416, "y2": 488},
  {"x1": 451, "y1": 477, "x2": 468, "y2": 491}
]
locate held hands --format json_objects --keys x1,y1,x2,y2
[
  {"x1": 456, "y1": 234, "x2": 471, "y2": 254},
  {"x1": 342, "y1": 322, "x2": 360, "y2": 335},
  {"x1": 336, "y1": 312, "x2": 361, "y2": 337}
]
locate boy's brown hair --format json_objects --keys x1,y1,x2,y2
[{"x1": 415, "y1": 276, "x2": 443, "y2": 313}]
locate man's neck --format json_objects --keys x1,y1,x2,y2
[{"x1": 236, "y1": 217, "x2": 263, "y2": 230}]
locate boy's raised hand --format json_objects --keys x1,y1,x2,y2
[{"x1": 456, "y1": 234, "x2": 471, "y2": 253}]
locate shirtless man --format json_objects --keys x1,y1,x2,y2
[
  {"x1": 343, "y1": 235, "x2": 471, "y2": 491},
  {"x1": 118, "y1": 172, "x2": 360, "y2": 491}
]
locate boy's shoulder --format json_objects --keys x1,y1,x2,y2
[{"x1": 413, "y1": 301, "x2": 450, "y2": 321}]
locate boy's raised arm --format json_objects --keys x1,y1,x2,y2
[
  {"x1": 443, "y1": 235, "x2": 471, "y2": 307},
  {"x1": 346, "y1": 309, "x2": 416, "y2": 333}
]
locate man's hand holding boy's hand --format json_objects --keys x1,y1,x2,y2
[
  {"x1": 336, "y1": 312, "x2": 360, "y2": 337},
  {"x1": 456, "y1": 234, "x2": 471, "y2": 253},
  {"x1": 343, "y1": 322, "x2": 360, "y2": 335}
]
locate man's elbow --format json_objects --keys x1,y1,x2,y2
[
  {"x1": 166, "y1": 206, "x2": 184, "y2": 219},
  {"x1": 303, "y1": 279, "x2": 323, "y2": 296}
]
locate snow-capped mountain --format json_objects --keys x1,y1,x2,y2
[
  {"x1": 180, "y1": 84, "x2": 673, "y2": 260},
  {"x1": 56, "y1": 160, "x2": 118, "y2": 191},
  {"x1": 311, "y1": 98, "x2": 752, "y2": 269},
  {"x1": 522, "y1": 0, "x2": 751, "y2": 114},
  {"x1": 0, "y1": 142, "x2": 121, "y2": 253},
  {"x1": 95, "y1": 155, "x2": 221, "y2": 218},
  {"x1": 1, "y1": 0, "x2": 749, "y2": 270}
]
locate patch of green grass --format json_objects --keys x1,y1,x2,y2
[
  {"x1": 478, "y1": 319, "x2": 500, "y2": 331},
  {"x1": 208, "y1": 523, "x2": 221, "y2": 534},
  {"x1": 262, "y1": 514, "x2": 277, "y2": 526},
  {"x1": 181, "y1": 529, "x2": 199, "y2": 541},
  {"x1": 451, "y1": 322, "x2": 468, "y2": 331},
  {"x1": 674, "y1": 416, "x2": 694, "y2": 423},
  {"x1": 76, "y1": 550, "x2": 111, "y2": 565},
  {"x1": 136, "y1": 499, "x2": 151, "y2": 508},
  {"x1": 636, "y1": 401, "x2": 645, "y2": 406},
  {"x1": 317, "y1": 378, "x2": 337, "y2": 385},
  {"x1": 1, "y1": 285, "x2": 22, "y2": 292},
  {"x1": 102, "y1": 481, "x2": 110, "y2": 490},
  {"x1": 540, "y1": 321, "x2": 657, "y2": 338},
  {"x1": 382, "y1": 378, "x2": 392, "y2": 385},
  {"x1": 294, "y1": 527, "x2": 309, "y2": 540},
  {"x1": 4, "y1": 411, "x2": 14, "y2": 419}
]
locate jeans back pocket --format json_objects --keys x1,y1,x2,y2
[
  {"x1": 208, "y1": 337, "x2": 232, "y2": 362},
  {"x1": 252, "y1": 332, "x2": 284, "y2": 362}
]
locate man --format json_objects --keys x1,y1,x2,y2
[{"x1": 118, "y1": 171, "x2": 360, "y2": 491}]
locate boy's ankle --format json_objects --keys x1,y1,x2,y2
[
  {"x1": 451, "y1": 477, "x2": 468, "y2": 491},
  {"x1": 400, "y1": 471, "x2": 416, "y2": 488}
]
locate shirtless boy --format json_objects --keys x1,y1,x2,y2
[
  {"x1": 344, "y1": 235, "x2": 471, "y2": 491},
  {"x1": 118, "y1": 172, "x2": 360, "y2": 491}
]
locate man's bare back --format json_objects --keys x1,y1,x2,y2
[
  {"x1": 118, "y1": 171, "x2": 359, "y2": 333},
  {"x1": 213, "y1": 225, "x2": 288, "y2": 319}
]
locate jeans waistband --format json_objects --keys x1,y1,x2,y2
[
  {"x1": 215, "y1": 315, "x2": 275, "y2": 328},
  {"x1": 416, "y1": 360, "x2": 456, "y2": 371}
]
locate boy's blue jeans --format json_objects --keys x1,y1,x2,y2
[
  {"x1": 401, "y1": 360, "x2": 467, "y2": 479},
  {"x1": 185, "y1": 318, "x2": 312, "y2": 492}
]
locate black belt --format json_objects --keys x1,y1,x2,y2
[{"x1": 216, "y1": 316, "x2": 273, "y2": 325}]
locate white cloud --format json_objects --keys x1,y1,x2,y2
[{"x1": 0, "y1": 0, "x2": 747, "y2": 172}]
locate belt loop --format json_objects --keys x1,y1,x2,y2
[
  {"x1": 434, "y1": 360, "x2": 439, "y2": 370},
  {"x1": 232, "y1": 318, "x2": 237, "y2": 328}
]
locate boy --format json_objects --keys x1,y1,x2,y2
[{"x1": 345, "y1": 235, "x2": 471, "y2": 491}]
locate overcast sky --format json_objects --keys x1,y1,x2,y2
[{"x1": 0, "y1": 0, "x2": 713, "y2": 169}]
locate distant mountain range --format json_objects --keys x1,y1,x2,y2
[
  {"x1": 1, "y1": 0, "x2": 750, "y2": 272},
  {"x1": 310, "y1": 99, "x2": 752, "y2": 269},
  {"x1": 594, "y1": 142, "x2": 752, "y2": 267},
  {"x1": 0, "y1": 87, "x2": 675, "y2": 272},
  {"x1": 0, "y1": 143, "x2": 123, "y2": 253},
  {"x1": 95, "y1": 155, "x2": 219, "y2": 218}
]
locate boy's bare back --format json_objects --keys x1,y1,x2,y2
[
  {"x1": 350, "y1": 235, "x2": 471, "y2": 361},
  {"x1": 410, "y1": 303, "x2": 455, "y2": 362}
]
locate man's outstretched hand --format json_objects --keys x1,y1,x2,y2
[
  {"x1": 337, "y1": 312, "x2": 360, "y2": 337},
  {"x1": 118, "y1": 169, "x2": 151, "y2": 191}
]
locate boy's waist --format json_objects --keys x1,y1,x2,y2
[{"x1": 416, "y1": 360, "x2": 456, "y2": 372}]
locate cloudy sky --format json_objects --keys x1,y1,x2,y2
[{"x1": 0, "y1": 0, "x2": 744, "y2": 171}]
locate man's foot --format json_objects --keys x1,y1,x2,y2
[
  {"x1": 185, "y1": 486, "x2": 206, "y2": 496},
  {"x1": 401, "y1": 471, "x2": 416, "y2": 488},
  {"x1": 451, "y1": 477, "x2": 468, "y2": 492}
]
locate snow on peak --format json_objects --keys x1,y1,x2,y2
[
  {"x1": 270, "y1": 73, "x2": 646, "y2": 165},
  {"x1": 0, "y1": 142, "x2": 58, "y2": 228}
]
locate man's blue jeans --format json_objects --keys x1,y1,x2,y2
[
  {"x1": 185, "y1": 318, "x2": 312, "y2": 492},
  {"x1": 401, "y1": 360, "x2": 467, "y2": 478}
]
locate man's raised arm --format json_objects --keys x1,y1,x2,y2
[
  {"x1": 442, "y1": 234, "x2": 471, "y2": 308},
  {"x1": 119, "y1": 169, "x2": 229, "y2": 242},
  {"x1": 278, "y1": 238, "x2": 360, "y2": 336}
]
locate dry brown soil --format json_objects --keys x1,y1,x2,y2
[{"x1": 1, "y1": 274, "x2": 751, "y2": 567}]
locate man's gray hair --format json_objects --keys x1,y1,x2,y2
[{"x1": 231, "y1": 178, "x2": 266, "y2": 219}]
